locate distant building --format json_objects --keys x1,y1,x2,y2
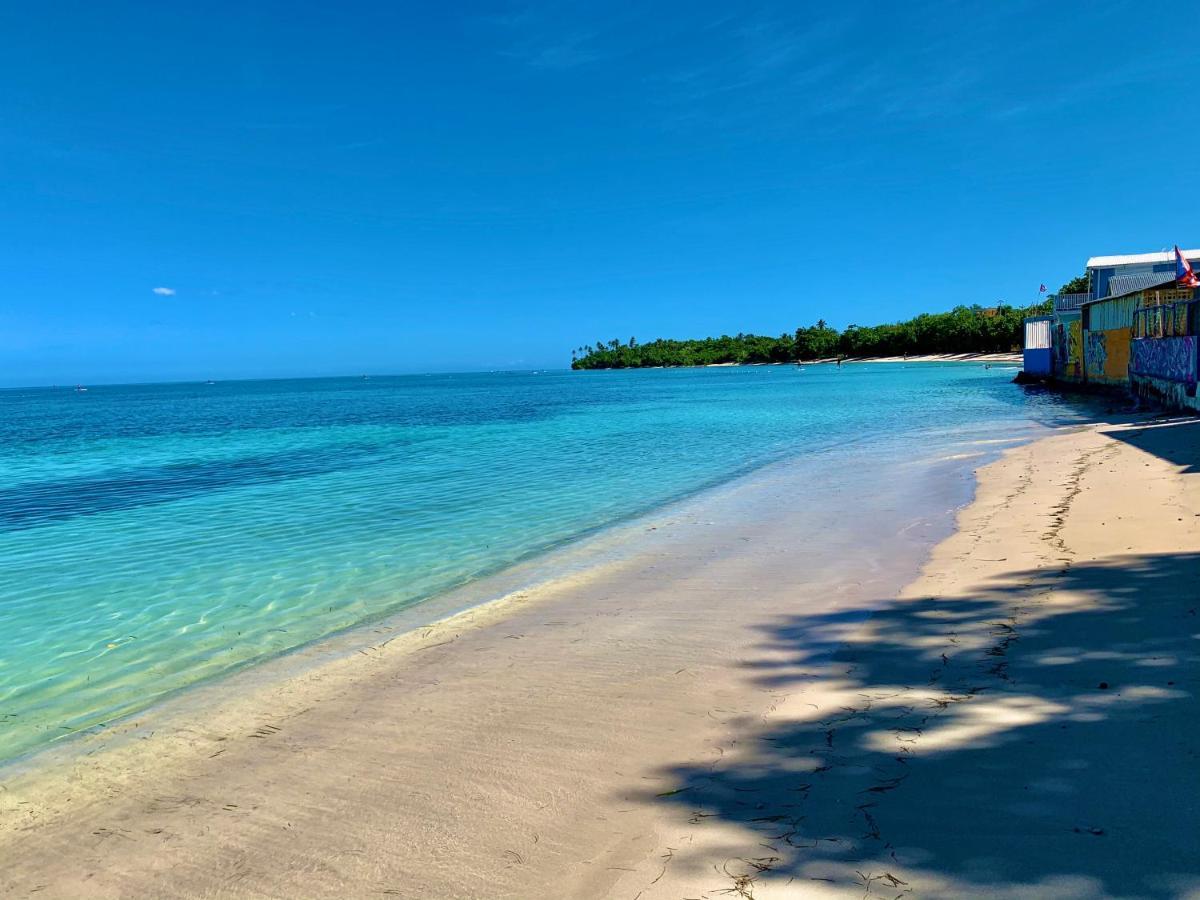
[
  {"x1": 1023, "y1": 247, "x2": 1200, "y2": 407},
  {"x1": 1054, "y1": 248, "x2": 1200, "y2": 313}
]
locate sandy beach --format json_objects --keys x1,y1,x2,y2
[
  {"x1": 801, "y1": 353, "x2": 1022, "y2": 365},
  {"x1": 856, "y1": 352, "x2": 1022, "y2": 363},
  {"x1": 2, "y1": 415, "x2": 1198, "y2": 898},
  {"x1": 707, "y1": 353, "x2": 1022, "y2": 368}
]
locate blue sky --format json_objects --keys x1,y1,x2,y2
[{"x1": 2, "y1": 1, "x2": 1197, "y2": 385}]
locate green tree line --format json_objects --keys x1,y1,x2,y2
[{"x1": 570, "y1": 301, "x2": 1053, "y2": 369}]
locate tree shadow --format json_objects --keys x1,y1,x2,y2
[
  {"x1": 1102, "y1": 416, "x2": 1200, "y2": 473},
  {"x1": 643, "y1": 552, "x2": 1200, "y2": 898}
]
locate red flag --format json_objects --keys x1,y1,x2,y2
[{"x1": 1176, "y1": 246, "x2": 1199, "y2": 288}]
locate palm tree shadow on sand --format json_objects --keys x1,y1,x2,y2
[{"x1": 640, "y1": 478, "x2": 1200, "y2": 896}]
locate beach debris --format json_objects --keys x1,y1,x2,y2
[
  {"x1": 854, "y1": 869, "x2": 910, "y2": 899},
  {"x1": 860, "y1": 807, "x2": 882, "y2": 840},
  {"x1": 718, "y1": 855, "x2": 780, "y2": 898},
  {"x1": 648, "y1": 847, "x2": 674, "y2": 885},
  {"x1": 655, "y1": 787, "x2": 689, "y2": 798},
  {"x1": 864, "y1": 774, "x2": 908, "y2": 794}
]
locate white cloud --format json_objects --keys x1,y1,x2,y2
[{"x1": 152, "y1": 286, "x2": 176, "y2": 296}]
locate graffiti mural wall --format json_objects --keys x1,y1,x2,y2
[
  {"x1": 1130, "y1": 336, "x2": 1198, "y2": 385},
  {"x1": 1083, "y1": 328, "x2": 1131, "y2": 385},
  {"x1": 1053, "y1": 318, "x2": 1083, "y2": 380}
]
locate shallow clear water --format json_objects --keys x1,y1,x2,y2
[{"x1": 0, "y1": 364, "x2": 1076, "y2": 763}]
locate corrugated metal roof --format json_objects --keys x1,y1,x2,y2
[
  {"x1": 1087, "y1": 248, "x2": 1200, "y2": 268},
  {"x1": 1082, "y1": 272, "x2": 1178, "y2": 306},
  {"x1": 1106, "y1": 272, "x2": 1176, "y2": 297}
]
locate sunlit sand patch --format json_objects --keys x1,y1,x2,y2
[
  {"x1": 1034, "y1": 648, "x2": 1181, "y2": 667},
  {"x1": 1073, "y1": 685, "x2": 1185, "y2": 706},
  {"x1": 862, "y1": 694, "x2": 1069, "y2": 753}
]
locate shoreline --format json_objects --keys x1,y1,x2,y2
[
  {"x1": 4, "y1": 413, "x2": 1197, "y2": 897},
  {"x1": 0, "y1": 424, "x2": 998, "y2": 896},
  {"x1": 803, "y1": 352, "x2": 1021, "y2": 365},
  {"x1": 0, "y1": 410, "x2": 989, "y2": 777},
  {"x1": 611, "y1": 413, "x2": 1200, "y2": 898},
  {"x1": 0, "y1": 445, "x2": 793, "y2": 776},
  {"x1": 589, "y1": 354, "x2": 1022, "y2": 369},
  {"x1": 0, "y1": 441, "x2": 859, "y2": 781}
]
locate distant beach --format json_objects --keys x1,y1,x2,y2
[
  {"x1": 802, "y1": 352, "x2": 1022, "y2": 365},
  {"x1": 700, "y1": 353, "x2": 1021, "y2": 368}
]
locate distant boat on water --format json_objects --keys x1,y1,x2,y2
[
  {"x1": 205, "y1": 380, "x2": 216, "y2": 385},
  {"x1": 74, "y1": 385, "x2": 87, "y2": 392}
]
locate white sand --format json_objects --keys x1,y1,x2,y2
[{"x1": 802, "y1": 352, "x2": 1022, "y2": 365}]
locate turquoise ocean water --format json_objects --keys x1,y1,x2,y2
[{"x1": 0, "y1": 364, "x2": 1074, "y2": 764}]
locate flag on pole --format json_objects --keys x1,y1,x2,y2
[
  {"x1": 1176, "y1": 245, "x2": 1199, "y2": 288},
  {"x1": 1039, "y1": 284, "x2": 1047, "y2": 293}
]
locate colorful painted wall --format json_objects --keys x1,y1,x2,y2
[
  {"x1": 1052, "y1": 316, "x2": 1082, "y2": 381},
  {"x1": 1131, "y1": 376, "x2": 1199, "y2": 410},
  {"x1": 1081, "y1": 294, "x2": 1139, "y2": 386},
  {"x1": 1129, "y1": 335, "x2": 1198, "y2": 409},
  {"x1": 1130, "y1": 336, "x2": 1197, "y2": 385},
  {"x1": 1083, "y1": 328, "x2": 1132, "y2": 385}
]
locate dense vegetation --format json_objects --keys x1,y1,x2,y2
[
  {"x1": 1057, "y1": 272, "x2": 1090, "y2": 295},
  {"x1": 570, "y1": 301, "x2": 1053, "y2": 369}
]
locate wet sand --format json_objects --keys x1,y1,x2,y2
[
  {"x1": 623, "y1": 416, "x2": 1200, "y2": 899},
  {"x1": 2, "y1": 416, "x2": 1198, "y2": 898}
]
